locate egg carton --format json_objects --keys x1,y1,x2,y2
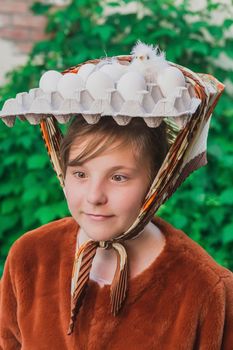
[{"x1": 0, "y1": 82, "x2": 200, "y2": 128}]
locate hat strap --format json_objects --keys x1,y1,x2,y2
[{"x1": 68, "y1": 239, "x2": 128, "y2": 335}]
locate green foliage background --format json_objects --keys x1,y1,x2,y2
[{"x1": 0, "y1": 0, "x2": 233, "y2": 275}]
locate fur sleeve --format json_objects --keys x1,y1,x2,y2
[
  {"x1": 196, "y1": 274, "x2": 233, "y2": 349},
  {"x1": 0, "y1": 250, "x2": 21, "y2": 349}
]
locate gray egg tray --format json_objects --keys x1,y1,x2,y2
[{"x1": 0, "y1": 82, "x2": 200, "y2": 128}]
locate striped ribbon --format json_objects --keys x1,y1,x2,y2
[{"x1": 68, "y1": 239, "x2": 128, "y2": 335}]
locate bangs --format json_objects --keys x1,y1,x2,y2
[
  {"x1": 68, "y1": 131, "x2": 132, "y2": 167},
  {"x1": 60, "y1": 116, "x2": 169, "y2": 181}
]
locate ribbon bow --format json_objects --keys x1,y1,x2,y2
[{"x1": 68, "y1": 239, "x2": 128, "y2": 335}]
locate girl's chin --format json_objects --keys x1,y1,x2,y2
[
  {"x1": 76, "y1": 215, "x2": 135, "y2": 241},
  {"x1": 84, "y1": 230, "x2": 121, "y2": 242},
  {"x1": 80, "y1": 224, "x2": 127, "y2": 242}
]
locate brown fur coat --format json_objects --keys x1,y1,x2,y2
[{"x1": 0, "y1": 216, "x2": 233, "y2": 349}]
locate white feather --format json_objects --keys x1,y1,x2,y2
[{"x1": 129, "y1": 40, "x2": 169, "y2": 82}]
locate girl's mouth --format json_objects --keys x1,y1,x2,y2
[{"x1": 84, "y1": 213, "x2": 114, "y2": 221}]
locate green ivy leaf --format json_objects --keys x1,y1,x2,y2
[
  {"x1": 30, "y1": 2, "x2": 52, "y2": 15},
  {"x1": 222, "y1": 223, "x2": 233, "y2": 244},
  {"x1": 1, "y1": 199, "x2": 17, "y2": 214},
  {"x1": 219, "y1": 189, "x2": 233, "y2": 205},
  {"x1": 92, "y1": 25, "x2": 115, "y2": 42},
  {"x1": 0, "y1": 215, "x2": 19, "y2": 235},
  {"x1": 108, "y1": 2, "x2": 119, "y2": 7},
  {"x1": 223, "y1": 19, "x2": 233, "y2": 29},
  {"x1": 27, "y1": 154, "x2": 48, "y2": 170}
]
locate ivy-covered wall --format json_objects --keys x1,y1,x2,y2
[{"x1": 0, "y1": 0, "x2": 233, "y2": 275}]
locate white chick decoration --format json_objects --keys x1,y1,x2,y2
[{"x1": 130, "y1": 40, "x2": 169, "y2": 82}]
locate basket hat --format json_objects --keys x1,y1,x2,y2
[{"x1": 0, "y1": 41, "x2": 224, "y2": 334}]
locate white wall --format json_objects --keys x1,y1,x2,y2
[{"x1": 0, "y1": 39, "x2": 27, "y2": 86}]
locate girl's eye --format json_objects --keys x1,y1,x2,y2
[
  {"x1": 112, "y1": 174, "x2": 128, "y2": 182},
  {"x1": 73, "y1": 171, "x2": 86, "y2": 179}
]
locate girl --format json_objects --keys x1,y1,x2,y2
[{"x1": 0, "y1": 43, "x2": 232, "y2": 349}]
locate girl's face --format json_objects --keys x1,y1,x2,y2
[{"x1": 64, "y1": 138, "x2": 151, "y2": 241}]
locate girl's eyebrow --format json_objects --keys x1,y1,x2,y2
[
  {"x1": 107, "y1": 165, "x2": 138, "y2": 172},
  {"x1": 67, "y1": 161, "x2": 137, "y2": 172},
  {"x1": 67, "y1": 159, "x2": 83, "y2": 167}
]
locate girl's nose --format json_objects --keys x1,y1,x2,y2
[{"x1": 86, "y1": 180, "x2": 107, "y2": 205}]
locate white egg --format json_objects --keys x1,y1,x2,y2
[
  {"x1": 57, "y1": 73, "x2": 84, "y2": 99},
  {"x1": 117, "y1": 72, "x2": 147, "y2": 100},
  {"x1": 157, "y1": 67, "x2": 186, "y2": 97},
  {"x1": 39, "y1": 70, "x2": 62, "y2": 93},
  {"x1": 86, "y1": 71, "x2": 115, "y2": 99},
  {"x1": 78, "y1": 63, "x2": 96, "y2": 82},
  {"x1": 99, "y1": 63, "x2": 126, "y2": 81}
]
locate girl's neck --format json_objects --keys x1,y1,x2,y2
[{"x1": 78, "y1": 221, "x2": 166, "y2": 287}]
